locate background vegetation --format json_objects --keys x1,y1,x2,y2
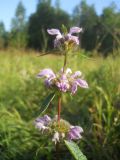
[
  {"x1": 0, "y1": 0, "x2": 120, "y2": 55},
  {"x1": 0, "y1": 51, "x2": 120, "y2": 160},
  {"x1": 0, "y1": 0, "x2": 120, "y2": 160}
]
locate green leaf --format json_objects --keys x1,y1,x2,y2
[
  {"x1": 64, "y1": 140, "x2": 87, "y2": 160},
  {"x1": 61, "y1": 24, "x2": 68, "y2": 34},
  {"x1": 40, "y1": 92, "x2": 55, "y2": 114}
]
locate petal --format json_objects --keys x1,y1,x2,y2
[
  {"x1": 56, "y1": 34, "x2": 63, "y2": 40},
  {"x1": 71, "y1": 83, "x2": 78, "y2": 94},
  {"x1": 35, "y1": 122, "x2": 45, "y2": 130},
  {"x1": 56, "y1": 81, "x2": 69, "y2": 92},
  {"x1": 52, "y1": 132, "x2": 60, "y2": 144},
  {"x1": 69, "y1": 35, "x2": 79, "y2": 45},
  {"x1": 37, "y1": 69, "x2": 56, "y2": 78},
  {"x1": 54, "y1": 39, "x2": 61, "y2": 48},
  {"x1": 43, "y1": 115, "x2": 51, "y2": 122},
  {"x1": 76, "y1": 79, "x2": 89, "y2": 88},
  {"x1": 71, "y1": 126, "x2": 83, "y2": 133},
  {"x1": 71, "y1": 71, "x2": 82, "y2": 78},
  {"x1": 68, "y1": 126, "x2": 83, "y2": 140},
  {"x1": 70, "y1": 27, "x2": 83, "y2": 34},
  {"x1": 47, "y1": 29, "x2": 61, "y2": 35},
  {"x1": 44, "y1": 77, "x2": 53, "y2": 87},
  {"x1": 68, "y1": 130, "x2": 80, "y2": 140},
  {"x1": 65, "y1": 68, "x2": 72, "y2": 75},
  {"x1": 61, "y1": 133, "x2": 65, "y2": 138},
  {"x1": 35, "y1": 115, "x2": 51, "y2": 126}
]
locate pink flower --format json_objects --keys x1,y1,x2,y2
[{"x1": 68, "y1": 126, "x2": 83, "y2": 140}]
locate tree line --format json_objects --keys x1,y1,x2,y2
[{"x1": 0, "y1": 0, "x2": 120, "y2": 56}]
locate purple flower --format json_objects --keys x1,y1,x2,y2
[
  {"x1": 69, "y1": 27, "x2": 83, "y2": 34},
  {"x1": 37, "y1": 68, "x2": 88, "y2": 94},
  {"x1": 66, "y1": 34, "x2": 79, "y2": 45},
  {"x1": 71, "y1": 71, "x2": 82, "y2": 78},
  {"x1": 56, "y1": 74, "x2": 70, "y2": 92},
  {"x1": 71, "y1": 82, "x2": 78, "y2": 94},
  {"x1": 68, "y1": 126, "x2": 83, "y2": 140},
  {"x1": 70, "y1": 71, "x2": 88, "y2": 94},
  {"x1": 35, "y1": 115, "x2": 51, "y2": 131},
  {"x1": 37, "y1": 68, "x2": 56, "y2": 78},
  {"x1": 37, "y1": 68, "x2": 56, "y2": 87},
  {"x1": 76, "y1": 79, "x2": 89, "y2": 88},
  {"x1": 47, "y1": 29, "x2": 61, "y2": 35},
  {"x1": 35, "y1": 115, "x2": 84, "y2": 144},
  {"x1": 47, "y1": 26, "x2": 82, "y2": 48}
]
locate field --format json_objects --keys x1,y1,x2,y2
[{"x1": 0, "y1": 50, "x2": 120, "y2": 160}]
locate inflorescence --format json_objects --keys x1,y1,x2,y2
[{"x1": 35, "y1": 115, "x2": 83, "y2": 144}]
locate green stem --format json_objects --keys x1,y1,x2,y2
[
  {"x1": 58, "y1": 96, "x2": 61, "y2": 127},
  {"x1": 63, "y1": 52, "x2": 67, "y2": 73}
]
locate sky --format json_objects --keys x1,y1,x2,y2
[{"x1": 0, "y1": 0, "x2": 120, "y2": 31}]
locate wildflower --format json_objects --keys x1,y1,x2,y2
[
  {"x1": 56, "y1": 74, "x2": 70, "y2": 92},
  {"x1": 70, "y1": 71, "x2": 88, "y2": 94},
  {"x1": 68, "y1": 126, "x2": 83, "y2": 140},
  {"x1": 35, "y1": 115, "x2": 83, "y2": 144},
  {"x1": 35, "y1": 115, "x2": 51, "y2": 131},
  {"x1": 37, "y1": 68, "x2": 56, "y2": 79},
  {"x1": 37, "y1": 68, "x2": 88, "y2": 94},
  {"x1": 47, "y1": 27, "x2": 82, "y2": 48}
]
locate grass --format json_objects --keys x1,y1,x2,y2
[{"x1": 0, "y1": 50, "x2": 120, "y2": 160}]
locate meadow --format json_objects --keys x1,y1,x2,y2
[{"x1": 0, "y1": 50, "x2": 120, "y2": 160}]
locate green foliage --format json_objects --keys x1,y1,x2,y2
[
  {"x1": 73, "y1": 0, "x2": 99, "y2": 51},
  {"x1": 65, "y1": 140, "x2": 87, "y2": 160},
  {"x1": 0, "y1": 51, "x2": 120, "y2": 160},
  {"x1": 1, "y1": 0, "x2": 120, "y2": 55},
  {"x1": 72, "y1": 1, "x2": 120, "y2": 55},
  {"x1": 9, "y1": 1, "x2": 28, "y2": 49},
  {"x1": 99, "y1": 3, "x2": 120, "y2": 55},
  {"x1": 40, "y1": 92, "x2": 55, "y2": 114},
  {"x1": 0, "y1": 22, "x2": 8, "y2": 49}
]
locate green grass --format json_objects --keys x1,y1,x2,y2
[{"x1": 0, "y1": 50, "x2": 120, "y2": 160}]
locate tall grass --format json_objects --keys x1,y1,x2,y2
[{"x1": 0, "y1": 50, "x2": 120, "y2": 160}]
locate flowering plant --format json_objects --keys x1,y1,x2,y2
[
  {"x1": 35, "y1": 115, "x2": 83, "y2": 144},
  {"x1": 47, "y1": 27, "x2": 82, "y2": 49},
  {"x1": 37, "y1": 68, "x2": 88, "y2": 94},
  {"x1": 35, "y1": 25, "x2": 88, "y2": 160}
]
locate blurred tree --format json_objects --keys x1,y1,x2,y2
[
  {"x1": 28, "y1": 0, "x2": 70, "y2": 51},
  {"x1": 73, "y1": 0, "x2": 120, "y2": 56},
  {"x1": 99, "y1": 3, "x2": 120, "y2": 55},
  {"x1": 9, "y1": 1, "x2": 28, "y2": 49},
  {"x1": 73, "y1": 0, "x2": 99, "y2": 51},
  {"x1": 0, "y1": 22, "x2": 5, "y2": 36},
  {"x1": 0, "y1": 22, "x2": 8, "y2": 49}
]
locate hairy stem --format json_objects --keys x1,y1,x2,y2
[
  {"x1": 58, "y1": 96, "x2": 61, "y2": 126},
  {"x1": 63, "y1": 52, "x2": 67, "y2": 73}
]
